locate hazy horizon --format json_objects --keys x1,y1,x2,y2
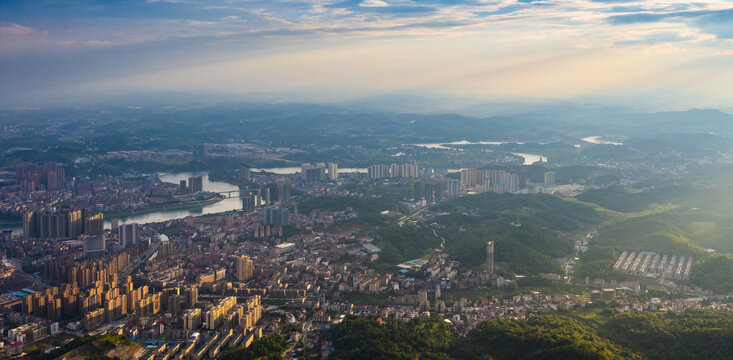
[{"x1": 2, "y1": 0, "x2": 733, "y2": 109}]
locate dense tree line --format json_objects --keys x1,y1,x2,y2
[
  {"x1": 325, "y1": 316, "x2": 454, "y2": 360},
  {"x1": 219, "y1": 334, "x2": 289, "y2": 360},
  {"x1": 432, "y1": 193, "x2": 600, "y2": 272},
  {"x1": 603, "y1": 310, "x2": 733, "y2": 360},
  {"x1": 324, "y1": 310, "x2": 733, "y2": 360},
  {"x1": 297, "y1": 195, "x2": 399, "y2": 226}
]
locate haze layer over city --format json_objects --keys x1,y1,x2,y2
[{"x1": 2, "y1": 1, "x2": 733, "y2": 359}]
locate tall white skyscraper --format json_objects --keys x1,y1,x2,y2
[
  {"x1": 328, "y1": 163, "x2": 338, "y2": 181},
  {"x1": 509, "y1": 173, "x2": 519, "y2": 193},
  {"x1": 498, "y1": 173, "x2": 519, "y2": 194},
  {"x1": 368, "y1": 165, "x2": 387, "y2": 179}
]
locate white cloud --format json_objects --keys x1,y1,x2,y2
[
  {"x1": 0, "y1": 22, "x2": 33, "y2": 36},
  {"x1": 4, "y1": 0, "x2": 733, "y2": 107},
  {"x1": 360, "y1": 0, "x2": 389, "y2": 8}
]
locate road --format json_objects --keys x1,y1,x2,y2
[
  {"x1": 431, "y1": 228, "x2": 446, "y2": 252},
  {"x1": 121, "y1": 241, "x2": 161, "y2": 279},
  {"x1": 398, "y1": 206, "x2": 429, "y2": 226}
]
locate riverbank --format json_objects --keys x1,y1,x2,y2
[{"x1": 103, "y1": 197, "x2": 224, "y2": 219}]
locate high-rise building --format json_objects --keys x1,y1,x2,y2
[
  {"x1": 432, "y1": 182, "x2": 444, "y2": 202},
  {"x1": 304, "y1": 167, "x2": 325, "y2": 185},
  {"x1": 300, "y1": 163, "x2": 326, "y2": 185},
  {"x1": 368, "y1": 165, "x2": 387, "y2": 179},
  {"x1": 84, "y1": 213, "x2": 104, "y2": 236},
  {"x1": 264, "y1": 188, "x2": 270, "y2": 205},
  {"x1": 388, "y1": 162, "x2": 418, "y2": 178},
  {"x1": 412, "y1": 181, "x2": 438, "y2": 202},
  {"x1": 276, "y1": 183, "x2": 291, "y2": 203},
  {"x1": 188, "y1": 176, "x2": 203, "y2": 193},
  {"x1": 67, "y1": 209, "x2": 84, "y2": 237},
  {"x1": 262, "y1": 207, "x2": 289, "y2": 226},
  {"x1": 238, "y1": 163, "x2": 251, "y2": 183},
  {"x1": 446, "y1": 180, "x2": 460, "y2": 199},
  {"x1": 183, "y1": 308, "x2": 202, "y2": 330},
  {"x1": 487, "y1": 241, "x2": 494, "y2": 277},
  {"x1": 544, "y1": 171, "x2": 556, "y2": 189},
  {"x1": 22, "y1": 209, "x2": 98, "y2": 239},
  {"x1": 47, "y1": 171, "x2": 58, "y2": 192},
  {"x1": 495, "y1": 173, "x2": 519, "y2": 194},
  {"x1": 242, "y1": 192, "x2": 255, "y2": 213},
  {"x1": 483, "y1": 176, "x2": 492, "y2": 193},
  {"x1": 205, "y1": 296, "x2": 236, "y2": 330},
  {"x1": 179, "y1": 180, "x2": 187, "y2": 194},
  {"x1": 300, "y1": 163, "x2": 310, "y2": 180},
  {"x1": 236, "y1": 255, "x2": 254, "y2": 282},
  {"x1": 508, "y1": 173, "x2": 519, "y2": 193},
  {"x1": 22, "y1": 212, "x2": 35, "y2": 239},
  {"x1": 413, "y1": 181, "x2": 425, "y2": 201},
  {"x1": 83, "y1": 235, "x2": 106, "y2": 254},
  {"x1": 119, "y1": 223, "x2": 139, "y2": 248},
  {"x1": 328, "y1": 163, "x2": 338, "y2": 181},
  {"x1": 184, "y1": 286, "x2": 198, "y2": 308},
  {"x1": 193, "y1": 144, "x2": 206, "y2": 157},
  {"x1": 300, "y1": 163, "x2": 326, "y2": 182},
  {"x1": 461, "y1": 169, "x2": 504, "y2": 188},
  {"x1": 15, "y1": 161, "x2": 66, "y2": 193}
]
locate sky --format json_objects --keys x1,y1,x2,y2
[{"x1": 1, "y1": 0, "x2": 733, "y2": 108}]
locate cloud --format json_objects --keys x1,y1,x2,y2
[
  {"x1": 614, "y1": 31, "x2": 693, "y2": 46},
  {"x1": 324, "y1": 0, "x2": 436, "y2": 14},
  {"x1": 360, "y1": 0, "x2": 389, "y2": 7},
  {"x1": 694, "y1": 9, "x2": 733, "y2": 39},
  {"x1": 2, "y1": 0, "x2": 733, "y2": 107},
  {"x1": 607, "y1": 8, "x2": 733, "y2": 40},
  {"x1": 606, "y1": 12, "x2": 671, "y2": 24},
  {"x1": 0, "y1": 22, "x2": 33, "y2": 36}
]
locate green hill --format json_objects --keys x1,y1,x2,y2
[
  {"x1": 457, "y1": 315, "x2": 641, "y2": 360},
  {"x1": 576, "y1": 185, "x2": 691, "y2": 213},
  {"x1": 602, "y1": 310, "x2": 733, "y2": 360},
  {"x1": 323, "y1": 310, "x2": 733, "y2": 360},
  {"x1": 325, "y1": 316, "x2": 454, "y2": 360},
  {"x1": 42, "y1": 334, "x2": 143, "y2": 360},
  {"x1": 431, "y1": 193, "x2": 600, "y2": 274},
  {"x1": 575, "y1": 206, "x2": 733, "y2": 291}
]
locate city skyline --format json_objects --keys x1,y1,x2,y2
[{"x1": 4, "y1": 1, "x2": 733, "y2": 358}]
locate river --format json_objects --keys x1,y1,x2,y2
[
  {"x1": 408, "y1": 141, "x2": 545, "y2": 165},
  {"x1": 251, "y1": 167, "x2": 368, "y2": 174},
  {"x1": 1, "y1": 156, "x2": 540, "y2": 234},
  {"x1": 105, "y1": 171, "x2": 243, "y2": 228},
  {"x1": 0, "y1": 171, "x2": 243, "y2": 234},
  {"x1": 581, "y1": 136, "x2": 623, "y2": 146}
]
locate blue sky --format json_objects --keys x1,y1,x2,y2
[{"x1": 1, "y1": 0, "x2": 733, "y2": 107}]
